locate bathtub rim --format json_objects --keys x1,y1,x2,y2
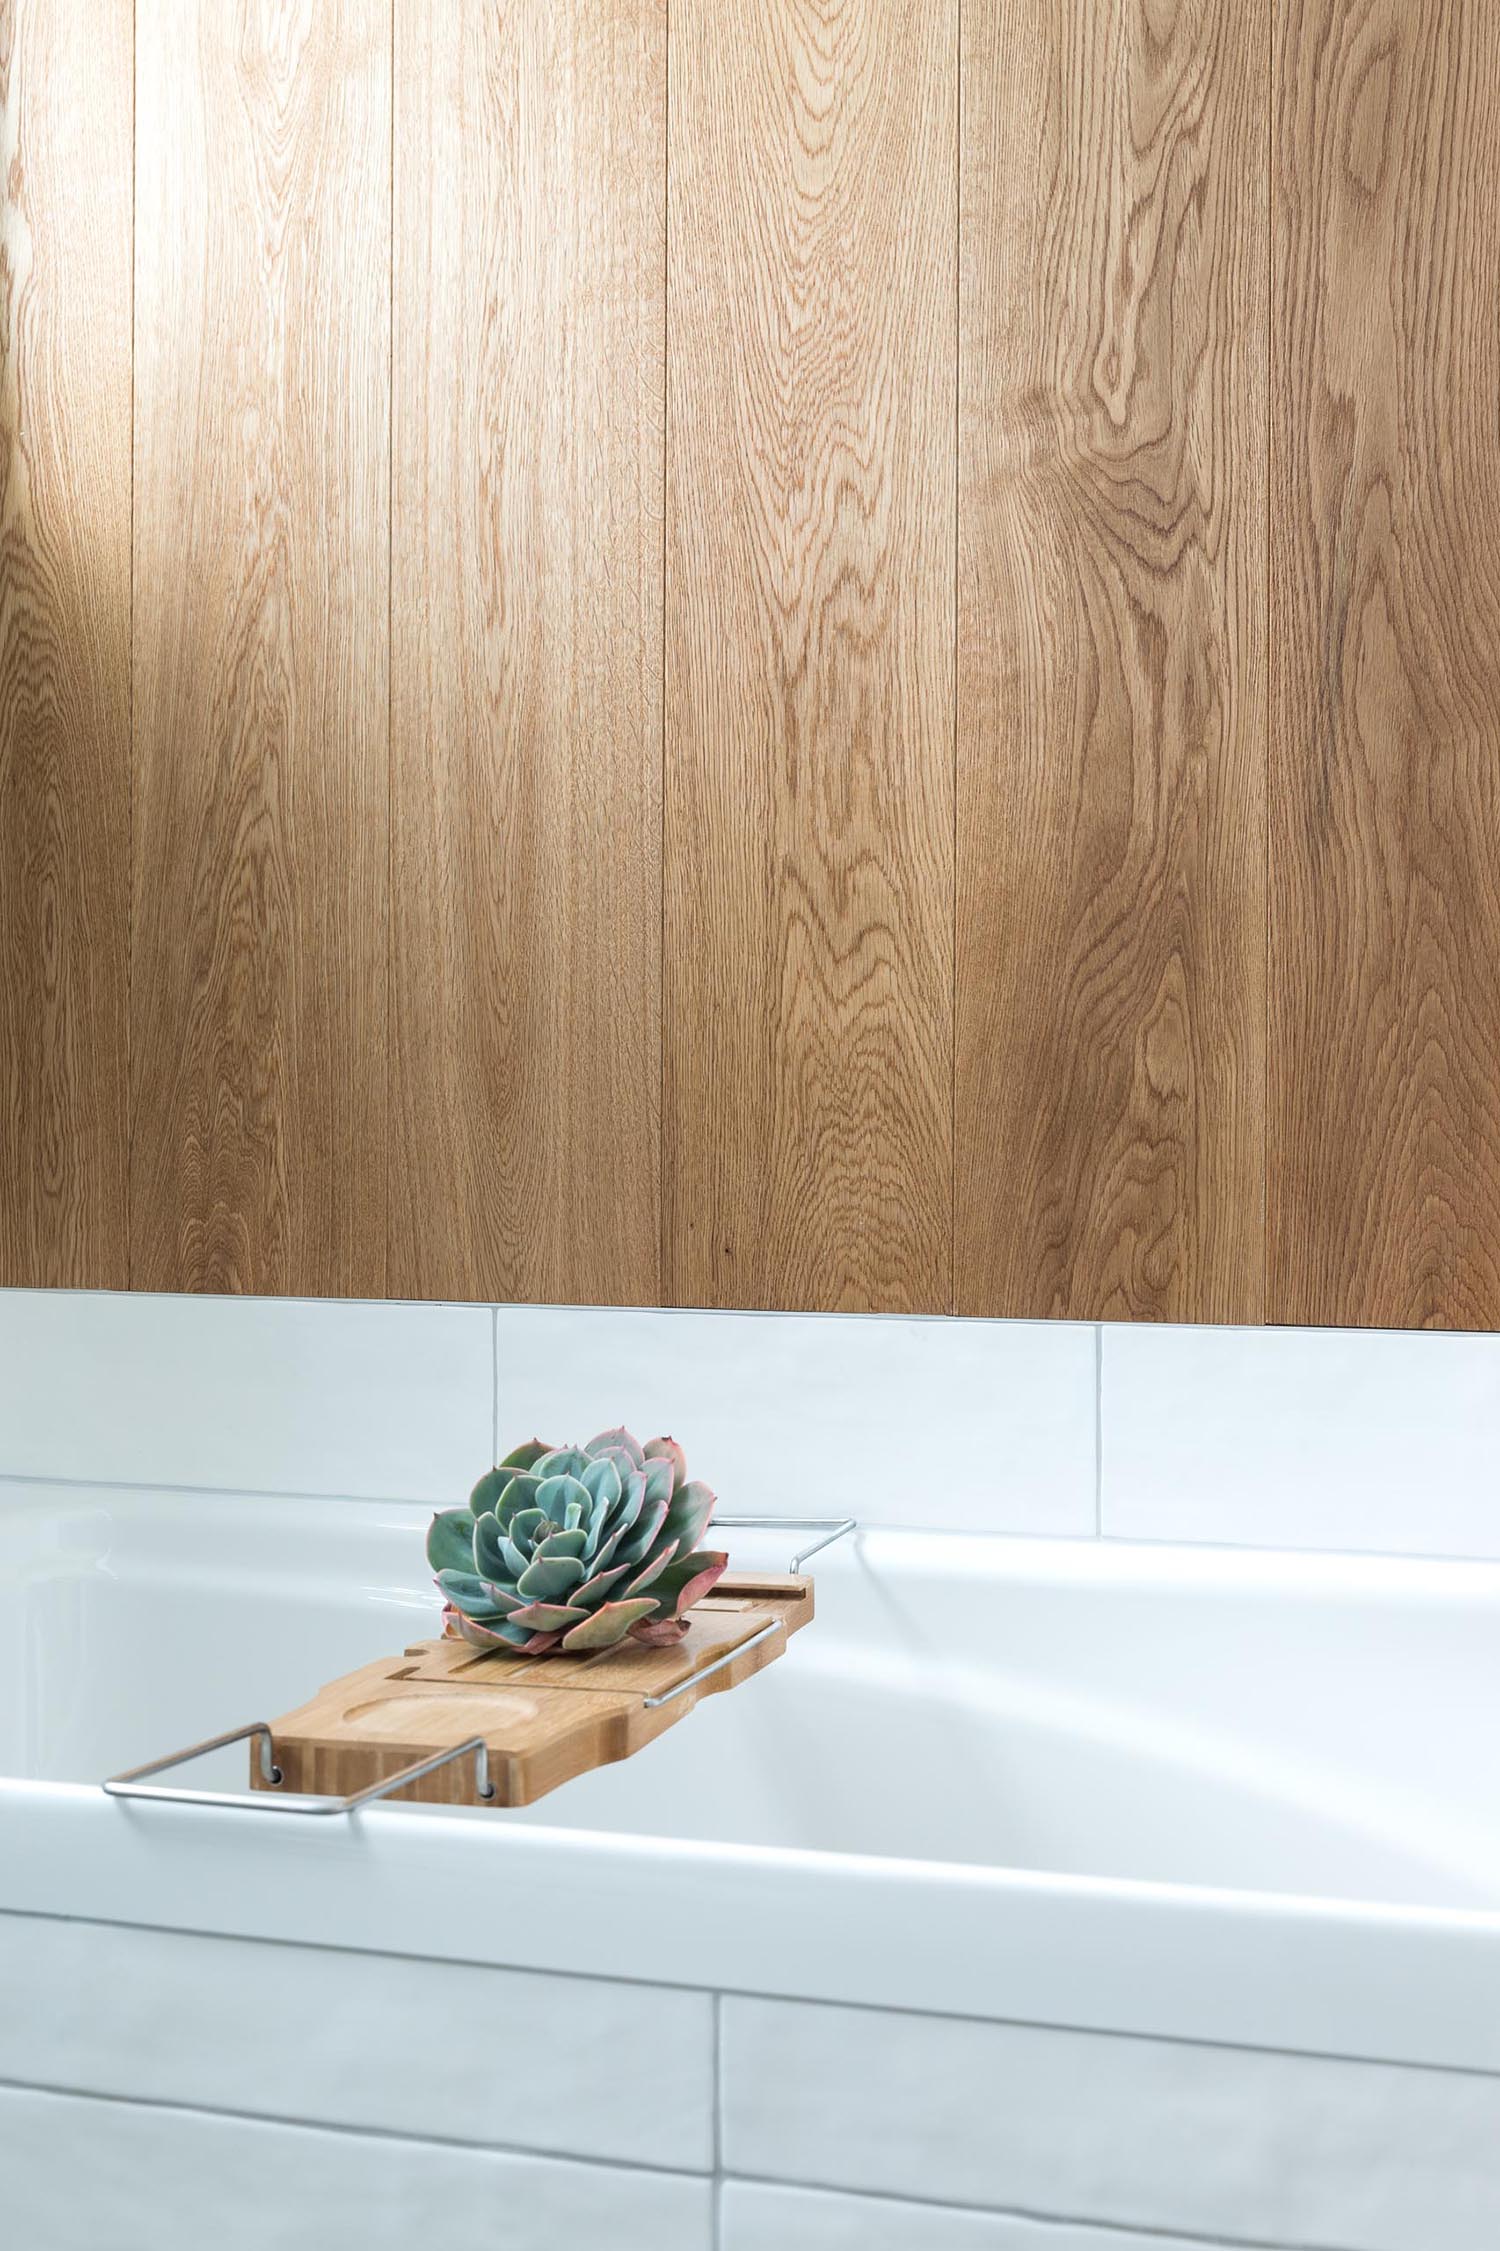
[
  {"x1": 7, "y1": 1498, "x2": 1497, "y2": 2076},
  {"x1": 4, "y1": 1776, "x2": 1496, "y2": 2078}
]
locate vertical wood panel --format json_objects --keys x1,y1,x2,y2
[
  {"x1": 1270, "y1": 2, "x2": 1500, "y2": 1329},
  {"x1": 131, "y1": 0, "x2": 390, "y2": 1296},
  {"x1": 956, "y1": 0, "x2": 1267, "y2": 1321},
  {"x1": 390, "y1": 0, "x2": 664, "y2": 1305},
  {"x1": 0, "y1": 0, "x2": 131, "y2": 1286},
  {"x1": 664, "y1": 0, "x2": 956, "y2": 1314}
]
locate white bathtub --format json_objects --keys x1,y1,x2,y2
[{"x1": 2, "y1": 1486, "x2": 1498, "y2": 2249}]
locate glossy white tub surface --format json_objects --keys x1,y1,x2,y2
[{"x1": 1, "y1": 1487, "x2": 1495, "y2": 2076}]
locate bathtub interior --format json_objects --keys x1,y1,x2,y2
[{"x1": 2, "y1": 1486, "x2": 1497, "y2": 1913}]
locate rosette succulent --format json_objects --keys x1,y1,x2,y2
[{"x1": 427, "y1": 1427, "x2": 726, "y2": 1657}]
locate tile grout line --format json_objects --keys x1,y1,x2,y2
[
  {"x1": 712, "y1": 1989, "x2": 724, "y2": 2248},
  {"x1": 0, "y1": 2078, "x2": 1353, "y2": 2251},
  {"x1": 490, "y1": 1305, "x2": 499, "y2": 1462},
  {"x1": 706, "y1": 2168, "x2": 1339, "y2": 2251},
  {"x1": 0, "y1": 2075, "x2": 704, "y2": 2184},
  {"x1": 1092, "y1": 1525, "x2": 1500, "y2": 1568},
  {"x1": 1093, "y1": 1322, "x2": 1104, "y2": 1536},
  {"x1": 2, "y1": 1467, "x2": 1498, "y2": 1569},
  {"x1": 13, "y1": 1278, "x2": 1500, "y2": 1342},
  {"x1": 0, "y1": 1281, "x2": 1099, "y2": 1330},
  {"x1": 6, "y1": 1911, "x2": 1494, "y2": 2084},
  {"x1": 0, "y1": 1470, "x2": 451, "y2": 1510}
]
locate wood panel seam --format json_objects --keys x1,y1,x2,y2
[
  {"x1": 951, "y1": 0, "x2": 962, "y2": 1319},
  {"x1": 384, "y1": 0, "x2": 396, "y2": 1300},
  {"x1": 128, "y1": 0, "x2": 137, "y2": 1289},
  {"x1": 1264, "y1": 0, "x2": 1273, "y2": 1296},
  {"x1": 660, "y1": 0, "x2": 671, "y2": 1312}
]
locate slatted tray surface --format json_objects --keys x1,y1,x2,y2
[{"x1": 254, "y1": 1575, "x2": 813, "y2": 1807}]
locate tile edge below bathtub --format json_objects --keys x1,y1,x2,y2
[
  {"x1": 718, "y1": 2173, "x2": 1307, "y2": 2251},
  {"x1": 0, "y1": 2081, "x2": 1430, "y2": 2251},
  {"x1": 3, "y1": 1800, "x2": 1497, "y2": 2076},
  {"x1": 0, "y1": 2073, "x2": 713, "y2": 2180}
]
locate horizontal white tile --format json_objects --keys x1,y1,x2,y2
[
  {"x1": 0, "y1": 2086, "x2": 712, "y2": 2251},
  {"x1": 493, "y1": 1306, "x2": 1096, "y2": 1536},
  {"x1": 721, "y1": 2180, "x2": 1232, "y2": 2250},
  {"x1": 721, "y1": 1998, "x2": 1500, "y2": 2251},
  {"x1": 0, "y1": 1914, "x2": 713, "y2": 2170},
  {"x1": 1102, "y1": 1323, "x2": 1500, "y2": 1557},
  {"x1": 0, "y1": 1288, "x2": 491, "y2": 1503}
]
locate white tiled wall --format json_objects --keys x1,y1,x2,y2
[
  {"x1": 1100, "y1": 1323, "x2": 1500, "y2": 1558},
  {"x1": 0, "y1": 1913, "x2": 714, "y2": 2171},
  {"x1": 5, "y1": 1290, "x2": 1493, "y2": 2250},
  {"x1": 720, "y1": 1997, "x2": 1500, "y2": 2251},
  {"x1": 0, "y1": 1289, "x2": 1098, "y2": 1539},
  {"x1": 719, "y1": 2182, "x2": 1244, "y2": 2250},
  {"x1": 0, "y1": 1289, "x2": 491, "y2": 1502},
  {"x1": 0, "y1": 2086, "x2": 713, "y2": 2251},
  {"x1": 493, "y1": 1303, "x2": 1096, "y2": 1535},
  {"x1": 2, "y1": 1286, "x2": 1496, "y2": 1558},
  {"x1": 9, "y1": 1914, "x2": 1494, "y2": 2251}
]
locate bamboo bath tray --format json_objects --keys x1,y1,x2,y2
[
  {"x1": 255, "y1": 1574, "x2": 812, "y2": 1808},
  {"x1": 102, "y1": 1572, "x2": 813, "y2": 1814},
  {"x1": 103, "y1": 1518, "x2": 850, "y2": 1815},
  {"x1": 259, "y1": 1584, "x2": 810, "y2": 1809}
]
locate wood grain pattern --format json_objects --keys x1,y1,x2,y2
[
  {"x1": 663, "y1": 0, "x2": 956, "y2": 1313},
  {"x1": 0, "y1": 0, "x2": 131, "y2": 1286},
  {"x1": 259, "y1": 1578, "x2": 812, "y2": 1807},
  {"x1": 15, "y1": 0, "x2": 1496, "y2": 1331},
  {"x1": 390, "y1": 0, "x2": 665, "y2": 1304},
  {"x1": 130, "y1": 0, "x2": 390, "y2": 1295},
  {"x1": 956, "y1": 0, "x2": 1268, "y2": 1321},
  {"x1": 1269, "y1": 1, "x2": 1500, "y2": 1329}
]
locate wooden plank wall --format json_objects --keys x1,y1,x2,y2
[
  {"x1": 663, "y1": 0, "x2": 956, "y2": 1312},
  {"x1": 1269, "y1": 0, "x2": 1500, "y2": 1329},
  {"x1": 131, "y1": 0, "x2": 390, "y2": 1294},
  {"x1": 0, "y1": 0, "x2": 132, "y2": 1286},
  {"x1": 956, "y1": 0, "x2": 1268, "y2": 1322},
  {"x1": 5, "y1": 0, "x2": 1500, "y2": 1328},
  {"x1": 390, "y1": 0, "x2": 664, "y2": 1305}
]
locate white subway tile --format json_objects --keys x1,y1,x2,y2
[
  {"x1": 0, "y1": 1915, "x2": 714, "y2": 2171},
  {"x1": 493, "y1": 1306, "x2": 1096, "y2": 1536},
  {"x1": 721, "y1": 1998, "x2": 1500, "y2": 2251},
  {"x1": 0, "y1": 1288, "x2": 491, "y2": 1503},
  {"x1": 1102, "y1": 1323, "x2": 1500, "y2": 1557},
  {"x1": 721, "y1": 2180, "x2": 1230, "y2": 2250},
  {"x1": 0, "y1": 2087, "x2": 712, "y2": 2251}
]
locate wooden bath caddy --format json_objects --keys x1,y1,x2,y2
[
  {"x1": 252, "y1": 1573, "x2": 812, "y2": 1809},
  {"x1": 102, "y1": 1519, "x2": 849, "y2": 1815}
]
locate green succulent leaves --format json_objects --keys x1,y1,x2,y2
[{"x1": 427, "y1": 1426, "x2": 726, "y2": 1658}]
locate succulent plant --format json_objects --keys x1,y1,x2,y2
[{"x1": 427, "y1": 1427, "x2": 726, "y2": 1657}]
